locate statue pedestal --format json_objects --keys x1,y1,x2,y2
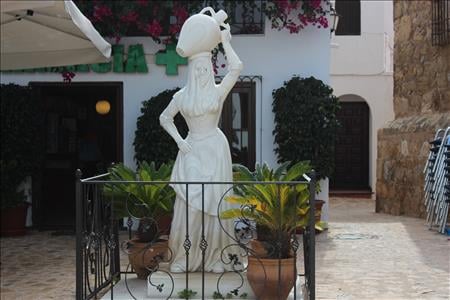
[{"x1": 147, "y1": 263, "x2": 255, "y2": 299}]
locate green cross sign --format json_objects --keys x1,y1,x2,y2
[{"x1": 155, "y1": 43, "x2": 188, "y2": 75}]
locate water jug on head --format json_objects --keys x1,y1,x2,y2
[{"x1": 176, "y1": 7, "x2": 228, "y2": 58}]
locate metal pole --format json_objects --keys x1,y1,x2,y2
[
  {"x1": 308, "y1": 170, "x2": 316, "y2": 300},
  {"x1": 75, "y1": 169, "x2": 83, "y2": 300}
]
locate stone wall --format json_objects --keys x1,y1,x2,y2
[
  {"x1": 393, "y1": 0, "x2": 450, "y2": 117},
  {"x1": 376, "y1": 0, "x2": 450, "y2": 217}
]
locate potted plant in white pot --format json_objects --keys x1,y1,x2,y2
[
  {"x1": 221, "y1": 161, "x2": 324, "y2": 300},
  {"x1": 103, "y1": 161, "x2": 175, "y2": 279}
]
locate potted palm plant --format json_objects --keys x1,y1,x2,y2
[
  {"x1": 221, "y1": 161, "x2": 323, "y2": 300},
  {"x1": 103, "y1": 161, "x2": 175, "y2": 279}
]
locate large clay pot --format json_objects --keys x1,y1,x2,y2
[
  {"x1": 255, "y1": 225, "x2": 293, "y2": 258},
  {"x1": 127, "y1": 239, "x2": 168, "y2": 279},
  {"x1": 249, "y1": 239, "x2": 268, "y2": 258},
  {"x1": 135, "y1": 216, "x2": 173, "y2": 241},
  {"x1": 314, "y1": 199, "x2": 325, "y2": 221},
  {"x1": 0, "y1": 204, "x2": 28, "y2": 236},
  {"x1": 250, "y1": 239, "x2": 294, "y2": 258},
  {"x1": 247, "y1": 256, "x2": 296, "y2": 300},
  {"x1": 157, "y1": 214, "x2": 172, "y2": 236},
  {"x1": 176, "y1": 7, "x2": 228, "y2": 58}
]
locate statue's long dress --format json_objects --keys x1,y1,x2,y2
[{"x1": 164, "y1": 67, "x2": 240, "y2": 272}]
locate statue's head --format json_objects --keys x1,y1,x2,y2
[{"x1": 176, "y1": 51, "x2": 219, "y2": 117}]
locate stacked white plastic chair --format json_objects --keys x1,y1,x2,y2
[{"x1": 424, "y1": 127, "x2": 450, "y2": 234}]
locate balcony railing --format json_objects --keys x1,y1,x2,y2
[{"x1": 75, "y1": 171, "x2": 316, "y2": 300}]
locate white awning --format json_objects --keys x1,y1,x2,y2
[{"x1": 0, "y1": 0, "x2": 111, "y2": 70}]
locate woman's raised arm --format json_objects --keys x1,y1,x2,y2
[{"x1": 217, "y1": 26, "x2": 243, "y2": 101}]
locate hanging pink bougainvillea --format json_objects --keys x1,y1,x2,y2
[
  {"x1": 71, "y1": 0, "x2": 330, "y2": 76},
  {"x1": 75, "y1": 0, "x2": 331, "y2": 43}
]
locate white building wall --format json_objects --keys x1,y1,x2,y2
[
  {"x1": 330, "y1": 0, "x2": 394, "y2": 193},
  {"x1": 0, "y1": 19, "x2": 331, "y2": 170}
]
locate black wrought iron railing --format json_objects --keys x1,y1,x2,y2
[{"x1": 76, "y1": 171, "x2": 316, "y2": 300}]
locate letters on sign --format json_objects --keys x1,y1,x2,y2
[{"x1": 6, "y1": 44, "x2": 149, "y2": 74}]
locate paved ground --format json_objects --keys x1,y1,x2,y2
[
  {"x1": 316, "y1": 198, "x2": 450, "y2": 300},
  {"x1": 0, "y1": 231, "x2": 76, "y2": 299},
  {"x1": 1, "y1": 197, "x2": 449, "y2": 299}
]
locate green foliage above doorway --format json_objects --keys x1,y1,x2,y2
[
  {"x1": 134, "y1": 88, "x2": 188, "y2": 166},
  {"x1": 0, "y1": 84, "x2": 44, "y2": 209},
  {"x1": 272, "y1": 76, "x2": 340, "y2": 179}
]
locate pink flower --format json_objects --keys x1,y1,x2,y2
[
  {"x1": 120, "y1": 11, "x2": 138, "y2": 23},
  {"x1": 275, "y1": 0, "x2": 289, "y2": 11},
  {"x1": 274, "y1": 0, "x2": 300, "y2": 14},
  {"x1": 137, "y1": 0, "x2": 148, "y2": 6},
  {"x1": 288, "y1": 1, "x2": 300, "y2": 11},
  {"x1": 286, "y1": 22, "x2": 301, "y2": 34},
  {"x1": 93, "y1": 5, "x2": 112, "y2": 22},
  {"x1": 168, "y1": 4, "x2": 188, "y2": 35},
  {"x1": 62, "y1": 71, "x2": 75, "y2": 83},
  {"x1": 318, "y1": 16, "x2": 328, "y2": 28},
  {"x1": 311, "y1": 0, "x2": 322, "y2": 9},
  {"x1": 145, "y1": 19, "x2": 163, "y2": 38},
  {"x1": 299, "y1": 14, "x2": 308, "y2": 25},
  {"x1": 169, "y1": 24, "x2": 181, "y2": 35},
  {"x1": 173, "y1": 6, "x2": 189, "y2": 24}
]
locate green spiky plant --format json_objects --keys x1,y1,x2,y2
[
  {"x1": 177, "y1": 288, "x2": 197, "y2": 299},
  {"x1": 220, "y1": 161, "x2": 323, "y2": 258},
  {"x1": 103, "y1": 161, "x2": 175, "y2": 242}
]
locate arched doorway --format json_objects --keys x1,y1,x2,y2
[{"x1": 331, "y1": 95, "x2": 370, "y2": 190}]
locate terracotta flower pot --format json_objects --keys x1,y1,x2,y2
[
  {"x1": 1, "y1": 204, "x2": 28, "y2": 237},
  {"x1": 157, "y1": 214, "x2": 172, "y2": 236},
  {"x1": 249, "y1": 239, "x2": 268, "y2": 258},
  {"x1": 134, "y1": 215, "x2": 172, "y2": 242},
  {"x1": 127, "y1": 239, "x2": 168, "y2": 279},
  {"x1": 247, "y1": 256, "x2": 296, "y2": 300},
  {"x1": 250, "y1": 239, "x2": 294, "y2": 258}
]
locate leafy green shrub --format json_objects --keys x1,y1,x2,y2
[
  {"x1": 272, "y1": 76, "x2": 340, "y2": 179},
  {"x1": 134, "y1": 88, "x2": 188, "y2": 166},
  {"x1": 221, "y1": 161, "x2": 322, "y2": 259},
  {"x1": 103, "y1": 161, "x2": 175, "y2": 242},
  {"x1": 1, "y1": 84, "x2": 44, "y2": 209}
]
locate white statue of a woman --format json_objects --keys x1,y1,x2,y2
[{"x1": 159, "y1": 9, "x2": 242, "y2": 273}]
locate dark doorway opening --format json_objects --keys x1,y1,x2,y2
[
  {"x1": 331, "y1": 101, "x2": 370, "y2": 191},
  {"x1": 31, "y1": 82, "x2": 123, "y2": 230}
]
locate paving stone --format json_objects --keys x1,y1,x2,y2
[
  {"x1": 1, "y1": 197, "x2": 449, "y2": 299},
  {"x1": 316, "y1": 197, "x2": 450, "y2": 300}
]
